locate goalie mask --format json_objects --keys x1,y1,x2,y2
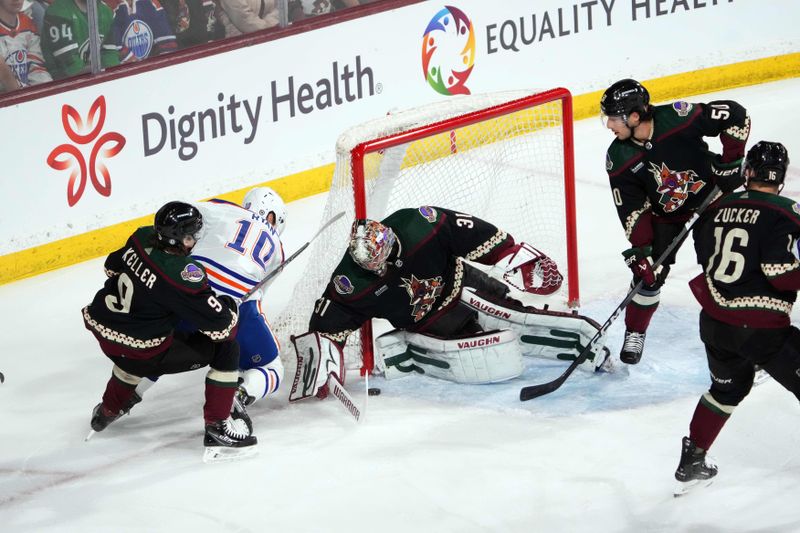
[
  {"x1": 348, "y1": 219, "x2": 396, "y2": 276},
  {"x1": 244, "y1": 186, "x2": 287, "y2": 235},
  {"x1": 745, "y1": 141, "x2": 789, "y2": 187}
]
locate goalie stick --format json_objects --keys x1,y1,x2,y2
[
  {"x1": 519, "y1": 186, "x2": 722, "y2": 401},
  {"x1": 328, "y1": 374, "x2": 364, "y2": 423},
  {"x1": 242, "y1": 211, "x2": 345, "y2": 301}
]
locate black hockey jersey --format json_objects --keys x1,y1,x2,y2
[
  {"x1": 309, "y1": 206, "x2": 513, "y2": 344},
  {"x1": 690, "y1": 190, "x2": 800, "y2": 328},
  {"x1": 83, "y1": 226, "x2": 238, "y2": 358},
  {"x1": 606, "y1": 100, "x2": 750, "y2": 247}
]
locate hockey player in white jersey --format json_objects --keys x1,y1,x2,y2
[{"x1": 136, "y1": 187, "x2": 287, "y2": 430}]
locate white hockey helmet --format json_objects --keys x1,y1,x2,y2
[
  {"x1": 243, "y1": 187, "x2": 287, "y2": 235},
  {"x1": 348, "y1": 219, "x2": 396, "y2": 276}
]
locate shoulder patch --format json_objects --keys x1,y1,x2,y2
[
  {"x1": 606, "y1": 152, "x2": 613, "y2": 171},
  {"x1": 672, "y1": 101, "x2": 693, "y2": 117},
  {"x1": 792, "y1": 203, "x2": 800, "y2": 217},
  {"x1": 334, "y1": 275, "x2": 354, "y2": 295},
  {"x1": 418, "y1": 206, "x2": 437, "y2": 222},
  {"x1": 180, "y1": 263, "x2": 205, "y2": 283}
]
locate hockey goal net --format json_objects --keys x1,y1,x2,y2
[{"x1": 274, "y1": 88, "x2": 578, "y2": 376}]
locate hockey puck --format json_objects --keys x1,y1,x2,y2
[{"x1": 368, "y1": 387, "x2": 381, "y2": 396}]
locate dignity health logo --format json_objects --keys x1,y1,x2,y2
[
  {"x1": 421, "y1": 6, "x2": 475, "y2": 96},
  {"x1": 47, "y1": 96, "x2": 126, "y2": 207}
]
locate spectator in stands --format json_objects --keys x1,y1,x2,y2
[
  {"x1": 107, "y1": 0, "x2": 177, "y2": 62},
  {"x1": 217, "y1": 0, "x2": 278, "y2": 37},
  {"x1": 289, "y1": 0, "x2": 361, "y2": 22},
  {"x1": 161, "y1": 0, "x2": 222, "y2": 48},
  {"x1": 22, "y1": 0, "x2": 50, "y2": 34},
  {"x1": 0, "y1": 0, "x2": 52, "y2": 91},
  {"x1": 41, "y1": 0, "x2": 118, "y2": 79}
]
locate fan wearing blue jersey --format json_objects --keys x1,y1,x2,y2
[{"x1": 137, "y1": 187, "x2": 287, "y2": 430}]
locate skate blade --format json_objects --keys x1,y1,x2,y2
[
  {"x1": 202, "y1": 444, "x2": 259, "y2": 464},
  {"x1": 673, "y1": 477, "x2": 714, "y2": 497},
  {"x1": 85, "y1": 430, "x2": 96, "y2": 442},
  {"x1": 753, "y1": 369, "x2": 772, "y2": 387}
]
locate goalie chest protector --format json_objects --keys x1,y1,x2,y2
[{"x1": 316, "y1": 206, "x2": 510, "y2": 332}]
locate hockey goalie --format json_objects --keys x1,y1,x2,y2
[{"x1": 289, "y1": 206, "x2": 611, "y2": 401}]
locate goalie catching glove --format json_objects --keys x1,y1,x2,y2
[
  {"x1": 489, "y1": 242, "x2": 563, "y2": 295},
  {"x1": 289, "y1": 332, "x2": 345, "y2": 402},
  {"x1": 622, "y1": 245, "x2": 666, "y2": 288}
]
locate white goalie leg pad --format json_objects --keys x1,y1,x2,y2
[
  {"x1": 289, "y1": 332, "x2": 343, "y2": 402},
  {"x1": 375, "y1": 328, "x2": 523, "y2": 384},
  {"x1": 240, "y1": 357, "x2": 284, "y2": 405},
  {"x1": 462, "y1": 288, "x2": 609, "y2": 372},
  {"x1": 488, "y1": 242, "x2": 563, "y2": 295}
]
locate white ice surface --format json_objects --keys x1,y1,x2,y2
[{"x1": 2, "y1": 80, "x2": 800, "y2": 532}]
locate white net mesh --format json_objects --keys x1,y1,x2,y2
[{"x1": 272, "y1": 89, "x2": 575, "y2": 372}]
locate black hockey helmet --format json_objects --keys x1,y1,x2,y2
[
  {"x1": 600, "y1": 79, "x2": 653, "y2": 121},
  {"x1": 154, "y1": 201, "x2": 203, "y2": 254},
  {"x1": 745, "y1": 141, "x2": 790, "y2": 186}
]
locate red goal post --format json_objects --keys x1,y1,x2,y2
[{"x1": 274, "y1": 88, "x2": 579, "y2": 377}]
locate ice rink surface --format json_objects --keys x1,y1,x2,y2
[{"x1": 1, "y1": 79, "x2": 799, "y2": 532}]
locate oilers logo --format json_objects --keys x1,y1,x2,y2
[
  {"x1": 5, "y1": 49, "x2": 29, "y2": 85},
  {"x1": 124, "y1": 21, "x2": 155, "y2": 60}
]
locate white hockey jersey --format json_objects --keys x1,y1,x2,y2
[
  {"x1": 191, "y1": 199, "x2": 284, "y2": 300},
  {"x1": 0, "y1": 13, "x2": 52, "y2": 89}
]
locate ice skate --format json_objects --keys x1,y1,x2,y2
[
  {"x1": 203, "y1": 416, "x2": 258, "y2": 463},
  {"x1": 673, "y1": 436, "x2": 718, "y2": 497},
  {"x1": 87, "y1": 392, "x2": 143, "y2": 439},
  {"x1": 620, "y1": 330, "x2": 646, "y2": 364},
  {"x1": 231, "y1": 385, "x2": 255, "y2": 435}
]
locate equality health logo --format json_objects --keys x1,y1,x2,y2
[{"x1": 421, "y1": 6, "x2": 475, "y2": 96}]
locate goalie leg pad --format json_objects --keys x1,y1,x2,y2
[
  {"x1": 376, "y1": 329, "x2": 523, "y2": 384},
  {"x1": 289, "y1": 332, "x2": 344, "y2": 402},
  {"x1": 462, "y1": 288, "x2": 609, "y2": 372}
]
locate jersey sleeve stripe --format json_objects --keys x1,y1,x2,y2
[
  {"x1": 205, "y1": 267, "x2": 251, "y2": 293},
  {"x1": 207, "y1": 279, "x2": 245, "y2": 298},
  {"x1": 192, "y1": 255, "x2": 259, "y2": 285}
]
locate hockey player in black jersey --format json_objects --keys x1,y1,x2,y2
[
  {"x1": 82, "y1": 201, "x2": 256, "y2": 462},
  {"x1": 600, "y1": 78, "x2": 751, "y2": 364},
  {"x1": 289, "y1": 206, "x2": 611, "y2": 401},
  {"x1": 673, "y1": 141, "x2": 799, "y2": 495}
]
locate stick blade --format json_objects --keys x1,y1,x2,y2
[{"x1": 519, "y1": 382, "x2": 559, "y2": 401}]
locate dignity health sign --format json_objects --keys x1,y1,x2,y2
[{"x1": 1, "y1": 0, "x2": 797, "y2": 257}]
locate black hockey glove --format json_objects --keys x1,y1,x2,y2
[
  {"x1": 218, "y1": 294, "x2": 238, "y2": 311},
  {"x1": 711, "y1": 156, "x2": 744, "y2": 193},
  {"x1": 622, "y1": 246, "x2": 666, "y2": 288}
]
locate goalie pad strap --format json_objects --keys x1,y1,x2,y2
[{"x1": 376, "y1": 329, "x2": 523, "y2": 384}]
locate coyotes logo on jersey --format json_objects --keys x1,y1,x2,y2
[
  {"x1": 400, "y1": 274, "x2": 443, "y2": 322},
  {"x1": 649, "y1": 162, "x2": 705, "y2": 213}
]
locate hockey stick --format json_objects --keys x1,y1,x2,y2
[
  {"x1": 519, "y1": 186, "x2": 722, "y2": 401},
  {"x1": 328, "y1": 374, "x2": 363, "y2": 423},
  {"x1": 242, "y1": 211, "x2": 345, "y2": 301}
]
